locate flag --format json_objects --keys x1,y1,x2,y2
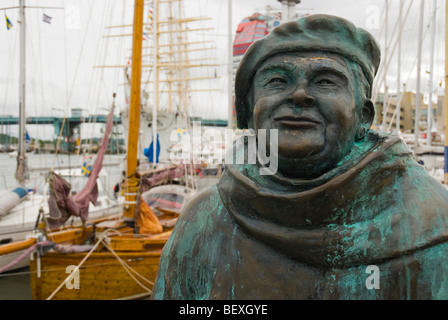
[
  {"x1": 81, "y1": 162, "x2": 92, "y2": 177},
  {"x1": 146, "y1": 3, "x2": 154, "y2": 31},
  {"x1": 148, "y1": 3, "x2": 154, "y2": 19},
  {"x1": 43, "y1": 13, "x2": 52, "y2": 24},
  {"x1": 5, "y1": 15, "x2": 12, "y2": 30},
  {"x1": 25, "y1": 130, "x2": 31, "y2": 151},
  {"x1": 176, "y1": 128, "x2": 187, "y2": 137}
]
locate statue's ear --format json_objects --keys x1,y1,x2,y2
[{"x1": 356, "y1": 99, "x2": 375, "y2": 140}]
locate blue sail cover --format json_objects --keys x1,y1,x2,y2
[{"x1": 145, "y1": 133, "x2": 160, "y2": 163}]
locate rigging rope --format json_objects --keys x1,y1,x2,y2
[
  {"x1": 101, "y1": 240, "x2": 153, "y2": 293},
  {"x1": 46, "y1": 231, "x2": 106, "y2": 300}
]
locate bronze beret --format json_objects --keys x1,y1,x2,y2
[{"x1": 234, "y1": 14, "x2": 381, "y2": 129}]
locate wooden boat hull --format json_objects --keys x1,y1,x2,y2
[{"x1": 29, "y1": 249, "x2": 162, "y2": 300}]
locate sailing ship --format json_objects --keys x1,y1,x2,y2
[
  {"x1": 0, "y1": 1, "x2": 122, "y2": 273},
  {"x1": 0, "y1": 0, "x2": 219, "y2": 300},
  {"x1": 0, "y1": 168, "x2": 121, "y2": 271}
]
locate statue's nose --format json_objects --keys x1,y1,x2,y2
[{"x1": 292, "y1": 88, "x2": 316, "y2": 108}]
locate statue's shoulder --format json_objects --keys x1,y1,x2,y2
[{"x1": 180, "y1": 184, "x2": 225, "y2": 222}]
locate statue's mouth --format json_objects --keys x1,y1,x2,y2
[{"x1": 273, "y1": 115, "x2": 321, "y2": 128}]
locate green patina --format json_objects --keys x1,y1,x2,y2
[{"x1": 152, "y1": 14, "x2": 448, "y2": 300}]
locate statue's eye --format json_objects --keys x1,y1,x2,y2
[
  {"x1": 267, "y1": 77, "x2": 286, "y2": 84},
  {"x1": 316, "y1": 79, "x2": 335, "y2": 86}
]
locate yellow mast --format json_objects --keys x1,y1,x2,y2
[{"x1": 123, "y1": 0, "x2": 145, "y2": 222}]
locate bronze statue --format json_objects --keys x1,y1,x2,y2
[{"x1": 151, "y1": 14, "x2": 448, "y2": 299}]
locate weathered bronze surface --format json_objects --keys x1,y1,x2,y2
[{"x1": 151, "y1": 14, "x2": 448, "y2": 299}]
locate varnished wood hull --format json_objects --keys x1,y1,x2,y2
[{"x1": 29, "y1": 249, "x2": 163, "y2": 300}]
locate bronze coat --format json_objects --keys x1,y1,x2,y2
[{"x1": 152, "y1": 131, "x2": 448, "y2": 299}]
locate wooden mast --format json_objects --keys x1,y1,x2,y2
[{"x1": 124, "y1": 0, "x2": 145, "y2": 223}]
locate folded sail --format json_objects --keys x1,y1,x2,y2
[{"x1": 47, "y1": 108, "x2": 114, "y2": 229}]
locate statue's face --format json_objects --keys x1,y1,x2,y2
[{"x1": 251, "y1": 52, "x2": 368, "y2": 179}]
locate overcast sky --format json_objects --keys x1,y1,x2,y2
[{"x1": 0, "y1": 0, "x2": 445, "y2": 140}]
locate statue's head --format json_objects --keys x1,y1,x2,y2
[{"x1": 235, "y1": 14, "x2": 381, "y2": 179}]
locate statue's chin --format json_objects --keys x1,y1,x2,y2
[
  {"x1": 276, "y1": 149, "x2": 340, "y2": 180},
  {"x1": 277, "y1": 144, "x2": 323, "y2": 159},
  {"x1": 276, "y1": 136, "x2": 325, "y2": 158}
]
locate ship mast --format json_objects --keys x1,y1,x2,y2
[
  {"x1": 7, "y1": 0, "x2": 62, "y2": 184},
  {"x1": 152, "y1": 0, "x2": 158, "y2": 165},
  {"x1": 123, "y1": 0, "x2": 145, "y2": 224},
  {"x1": 414, "y1": 0, "x2": 424, "y2": 147},
  {"x1": 15, "y1": 0, "x2": 29, "y2": 185},
  {"x1": 98, "y1": 1, "x2": 217, "y2": 164}
]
